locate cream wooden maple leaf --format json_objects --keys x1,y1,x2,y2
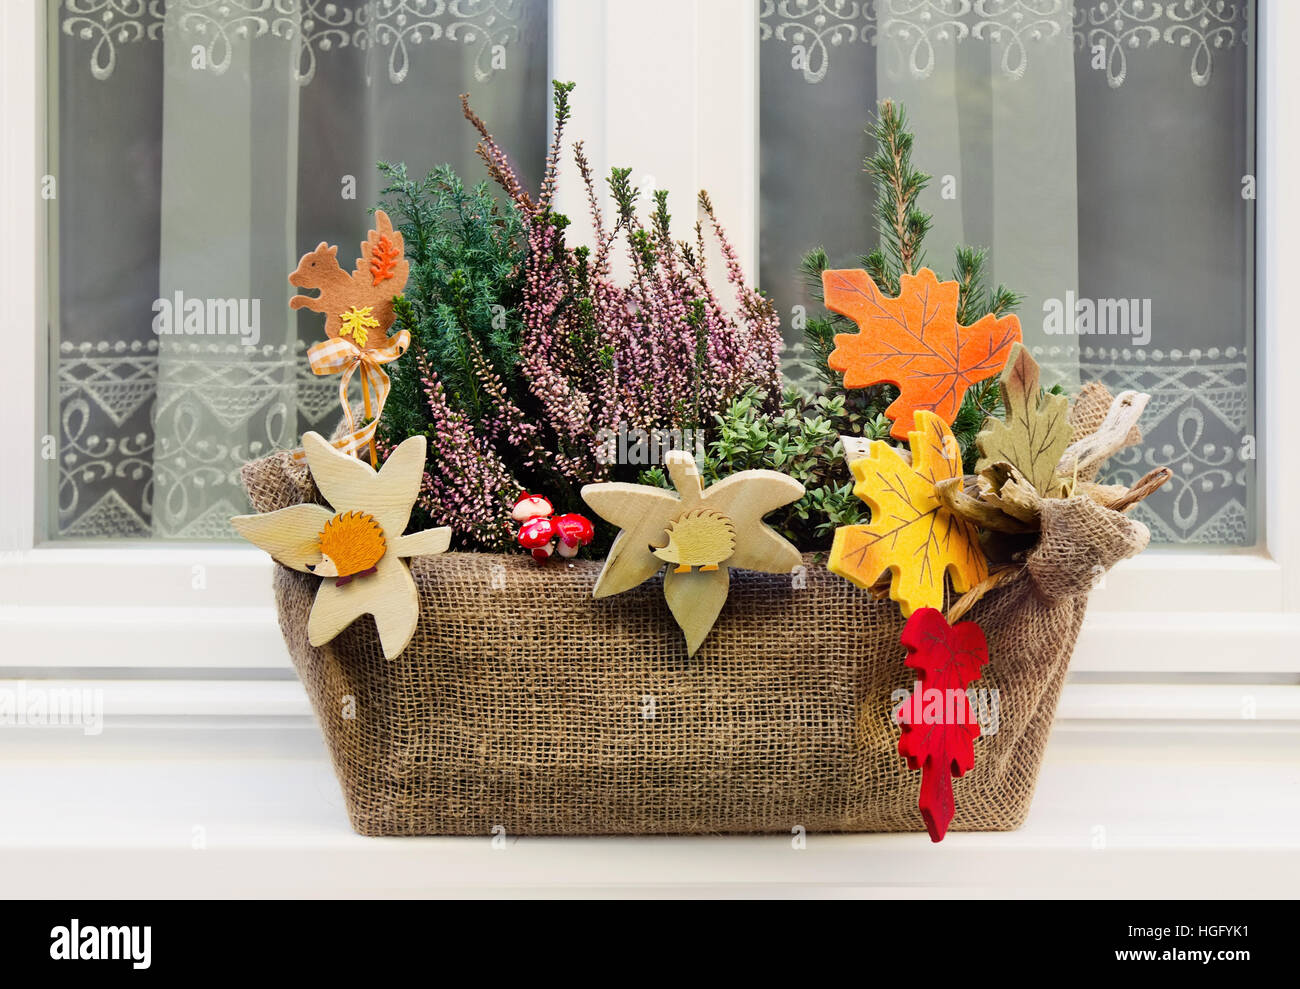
[
  {"x1": 582, "y1": 451, "x2": 804, "y2": 655},
  {"x1": 232, "y1": 432, "x2": 451, "y2": 660}
]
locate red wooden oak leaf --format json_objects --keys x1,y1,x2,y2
[
  {"x1": 824, "y1": 267, "x2": 1022, "y2": 440},
  {"x1": 895, "y1": 607, "x2": 990, "y2": 843},
  {"x1": 369, "y1": 233, "x2": 399, "y2": 286}
]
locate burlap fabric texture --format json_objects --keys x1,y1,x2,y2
[{"x1": 243, "y1": 451, "x2": 1148, "y2": 836}]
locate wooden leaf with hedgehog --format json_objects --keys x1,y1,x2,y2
[
  {"x1": 231, "y1": 433, "x2": 452, "y2": 660},
  {"x1": 582, "y1": 450, "x2": 804, "y2": 655}
]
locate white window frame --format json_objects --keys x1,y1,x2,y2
[{"x1": 1, "y1": 0, "x2": 1296, "y2": 724}]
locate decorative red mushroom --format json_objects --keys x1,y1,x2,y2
[
  {"x1": 552, "y1": 513, "x2": 595, "y2": 559},
  {"x1": 517, "y1": 516, "x2": 556, "y2": 562},
  {"x1": 512, "y1": 493, "x2": 553, "y2": 523}
]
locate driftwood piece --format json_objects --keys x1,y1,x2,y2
[
  {"x1": 1076, "y1": 481, "x2": 1130, "y2": 507},
  {"x1": 977, "y1": 462, "x2": 1044, "y2": 524},
  {"x1": 1105, "y1": 466, "x2": 1172, "y2": 513},
  {"x1": 945, "y1": 566, "x2": 1020, "y2": 624},
  {"x1": 1057, "y1": 389, "x2": 1150, "y2": 481},
  {"x1": 935, "y1": 477, "x2": 1038, "y2": 534},
  {"x1": 1069, "y1": 381, "x2": 1143, "y2": 446},
  {"x1": 840, "y1": 434, "x2": 874, "y2": 464}
]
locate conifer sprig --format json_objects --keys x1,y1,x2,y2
[{"x1": 866, "y1": 99, "x2": 930, "y2": 288}]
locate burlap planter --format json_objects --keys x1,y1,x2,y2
[{"x1": 245, "y1": 451, "x2": 1147, "y2": 836}]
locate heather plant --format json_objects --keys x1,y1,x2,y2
[
  {"x1": 375, "y1": 81, "x2": 783, "y2": 552},
  {"x1": 463, "y1": 81, "x2": 783, "y2": 473}
]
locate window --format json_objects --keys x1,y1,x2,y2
[
  {"x1": 760, "y1": 0, "x2": 1256, "y2": 548},
  {"x1": 3, "y1": 0, "x2": 1297, "y2": 716},
  {"x1": 48, "y1": 0, "x2": 549, "y2": 540}
]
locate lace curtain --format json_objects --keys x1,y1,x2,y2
[
  {"x1": 759, "y1": 0, "x2": 1256, "y2": 546},
  {"x1": 52, "y1": 0, "x2": 548, "y2": 539}
]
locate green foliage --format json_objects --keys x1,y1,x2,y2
[
  {"x1": 376, "y1": 161, "x2": 527, "y2": 434},
  {"x1": 372, "y1": 161, "x2": 542, "y2": 541},
  {"x1": 641, "y1": 386, "x2": 893, "y2": 553},
  {"x1": 369, "y1": 96, "x2": 1037, "y2": 557},
  {"x1": 635, "y1": 100, "x2": 1037, "y2": 554},
  {"x1": 863, "y1": 100, "x2": 930, "y2": 289}
]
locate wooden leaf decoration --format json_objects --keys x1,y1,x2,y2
[
  {"x1": 663, "y1": 566, "x2": 730, "y2": 656},
  {"x1": 356, "y1": 210, "x2": 409, "y2": 292},
  {"x1": 828, "y1": 412, "x2": 988, "y2": 616},
  {"x1": 896, "y1": 607, "x2": 990, "y2": 842},
  {"x1": 231, "y1": 433, "x2": 451, "y2": 660},
  {"x1": 338, "y1": 305, "x2": 380, "y2": 346},
  {"x1": 582, "y1": 451, "x2": 804, "y2": 656},
  {"x1": 974, "y1": 342, "x2": 1070, "y2": 494},
  {"x1": 824, "y1": 267, "x2": 1021, "y2": 440}
]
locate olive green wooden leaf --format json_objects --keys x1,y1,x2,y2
[{"x1": 975, "y1": 343, "x2": 1070, "y2": 495}]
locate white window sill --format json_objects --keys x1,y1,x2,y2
[{"x1": 1, "y1": 722, "x2": 1295, "y2": 897}]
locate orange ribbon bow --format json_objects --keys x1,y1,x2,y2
[{"x1": 293, "y1": 329, "x2": 410, "y2": 468}]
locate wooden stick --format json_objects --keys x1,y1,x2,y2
[
  {"x1": 1105, "y1": 466, "x2": 1172, "y2": 513},
  {"x1": 945, "y1": 566, "x2": 1019, "y2": 624}
]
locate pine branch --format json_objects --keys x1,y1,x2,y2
[
  {"x1": 988, "y1": 284, "x2": 1023, "y2": 317},
  {"x1": 865, "y1": 100, "x2": 930, "y2": 282},
  {"x1": 952, "y1": 246, "x2": 988, "y2": 325}
]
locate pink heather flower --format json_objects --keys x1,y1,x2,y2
[
  {"x1": 403, "y1": 354, "x2": 519, "y2": 551},
  {"x1": 392, "y1": 86, "x2": 786, "y2": 548}
]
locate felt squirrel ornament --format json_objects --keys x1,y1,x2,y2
[
  {"x1": 289, "y1": 209, "x2": 409, "y2": 350},
  {"x1": 288, "y1": 210, "x2": 412, "y2": 466}
]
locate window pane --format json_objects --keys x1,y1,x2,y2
[
  {"x1": 49, "y1": 0, "x2": 549, "y2": 540},
  {"x1": 759, "y1": 0, "x2": 1256, "y2": 546}
]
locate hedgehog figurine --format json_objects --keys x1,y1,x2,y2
[
  {"x1": 652, "y1": 508, "x2": 736, "y2": 574},
  {"x1": 309, "y1": 510, "x2": 386, "y2": 585}
]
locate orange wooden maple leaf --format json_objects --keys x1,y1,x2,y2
[
  {"x1": 828, "y1": 411, "x2": 987, "y2": 616},
  {"x1": 824, "y1": 267, "x2": 1021, "y2": 440}
]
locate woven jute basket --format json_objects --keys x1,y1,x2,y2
[{"x1": 243, "y1": 451, "x2": 1148, "y2": 837}]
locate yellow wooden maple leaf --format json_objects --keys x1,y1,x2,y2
[{"x1": 829, "y1": 411, "x2": 987, "y2": 615}]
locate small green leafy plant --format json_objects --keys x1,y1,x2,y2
[{"x1": 643, "y1": 386, "x2": 891, "y2": 552}]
